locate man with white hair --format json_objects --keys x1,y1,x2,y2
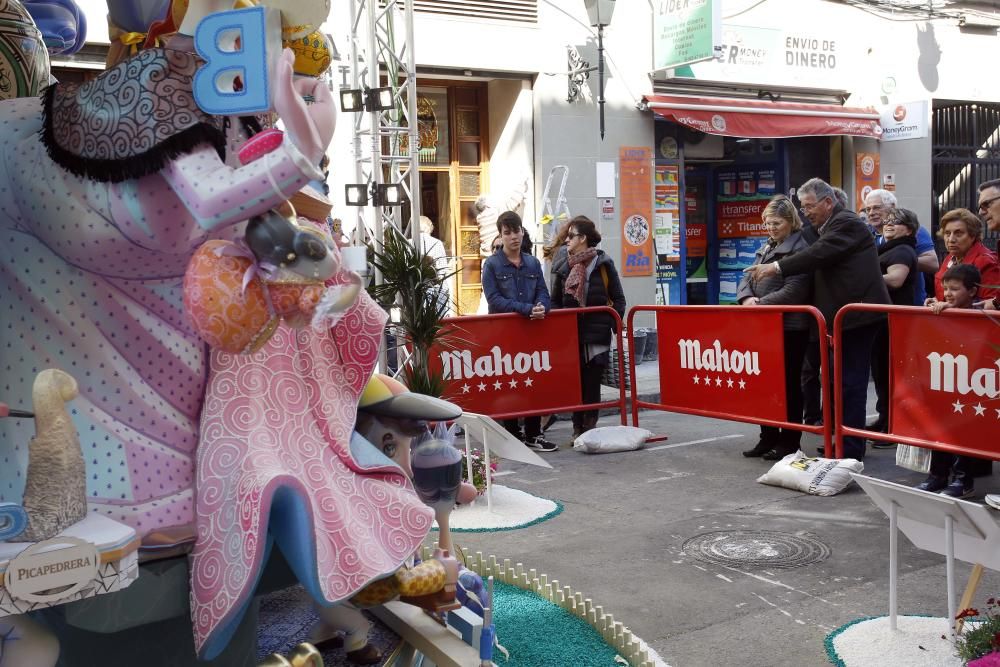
[
  {"x1": 862, "y1": 189, "x2": 939, "y2": 306},
  {"x1": 744, "y1": 178, "x2": 890, "y2": 460}
]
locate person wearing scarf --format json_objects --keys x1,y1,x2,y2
[
  {"x1": 550, "y1": 216, "x2": 626, "y2": 443},
  {"x1": 868, "y1": 208, "x2": 920, "y2": 439}
]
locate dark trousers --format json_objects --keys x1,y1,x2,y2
[
  {"x1": 573, "y1": 350, "x2": 605, "y2": 433},
  {"x1": 503, "y1": 416, "x2": 541, "y2": 440},
  {"x1": 929, "y1": 451, "x2": 978, "y2": 483},
  {"x1": 833, "y1": 323, "x2": 880, "y2": 460},
  {"x1": 760, "y1": 329, "x2": 810, "y2": 451},
  {"x1": 870, "y1": 322, "x2": 889, "y2": 432},
  {"x1": 801, "y1": 339, "x2": 823, "y2": 425}
]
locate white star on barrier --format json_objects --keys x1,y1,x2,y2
[
  {"x1": 974, "y1": 403, "x2": 986, "y2": 416},
  {"x1": 953, "y1": 400, "x2": 965, "y2": 413},
  {"x1": 726, "y1": 378, "x2": 734, "y2": 388},
  {"x1": 524, "y1": 377, "x2": 534, "y2": 387},
  {"x1": 509, "y1": 378, "x2": 518, "y2": 389},
  {"x1": 715, "y1": 377, "x2": 723, "y2": 387},
  {"x1": 493, "y1": 380, "x2": 502, "y2": 390},
  {"x1": 462, "y1": 384, "x2": 471, "y2": 394},
  {"x1": 738, "y1": 379, "x2": 746, "y2": 389},
  {"x1": 693, "y1": 375, "x2": 700, "y2": 385},
  {"x1": 478, "y1": 382, "x2": 487, "y2": 392}
]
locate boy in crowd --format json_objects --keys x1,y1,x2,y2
[{"x1": 917, "y1": 264, "x2": 983, "y2": 498}]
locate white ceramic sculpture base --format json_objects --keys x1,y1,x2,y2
[{"x1": 0, "y1": 513, "x2": 139, "y2": 617}]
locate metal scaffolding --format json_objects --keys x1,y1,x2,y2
[{"x1": 344, "y1": 0, "x2": 422, "y2": 267}]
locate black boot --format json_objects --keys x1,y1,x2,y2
[{"x1": 743, "y1": 430, "x2": 777, "y2": 457}]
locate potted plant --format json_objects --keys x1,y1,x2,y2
[{"x1": 367, "y1": 227, "x2": 460, "y2": 397}]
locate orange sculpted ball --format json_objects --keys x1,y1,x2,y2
[{"x1": 183, "y1": 241, "x2": 277, "y2": 354}]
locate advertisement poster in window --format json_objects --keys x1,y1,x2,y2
[
  {"x1": 854, "y1": 152, "x2": 880, "y2": 212},
  {"x1": 654, "y1": 164, "x2": 683, "y2": 303},
  {"x1": 620, "y1": 147, "x2": 654, "y2": 277}
]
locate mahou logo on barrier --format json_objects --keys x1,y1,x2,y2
[
  {"x1": 656, "y1": 311, "x2": 788, "y2": 422},
  {"x1": 427, "y1": 314, "x2": 582, "y2": 416},
  {"x1": 891, "y1": 312, "x2": 1000, "y2": 453}
]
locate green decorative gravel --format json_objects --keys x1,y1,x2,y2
[{"x1": 492, "y1": 580, "x2": 621, "y2": 666}]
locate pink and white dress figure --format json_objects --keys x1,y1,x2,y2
[{"x1": 0, "y1": 0, "x2": 430, "y2": 658}]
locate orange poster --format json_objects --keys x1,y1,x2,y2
[
  {"x1": 855, "y1": 152, "x2": 880, "y2": 212},
  {"x1": 619, "y1": 146, "x2": 654, "y2": 277}
]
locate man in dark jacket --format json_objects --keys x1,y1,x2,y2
[{"x1": 744, "y1": 178, "x2": 890, "y2": 460}]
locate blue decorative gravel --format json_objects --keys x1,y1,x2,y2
[{"x1": 492, "y1": 580, "x2": 621, "y2": 666}]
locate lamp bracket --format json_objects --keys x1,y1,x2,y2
[{"x1": 567, "y1": 46, "x2": 593, "y2": 103}]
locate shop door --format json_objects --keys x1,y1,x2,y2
[
  {"x1": 409, "y1": 83, "x2": 489, "y2": 315},
  {"x1": 932, "y1": 100, "x2": 1000, "y2": 248}
]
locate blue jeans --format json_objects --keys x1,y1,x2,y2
[{"x1": 836, "y1": 322, "x2": 879, "y2": 460}]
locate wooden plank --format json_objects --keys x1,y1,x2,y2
[{"x1": 370, "y1": 601, "x2": 481, "y2": 667}]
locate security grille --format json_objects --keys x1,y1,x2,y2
[
  {"x1": 388, "y1": 0, "x2": 537, "y2": 23},
  {"x1": 932, "y1": 100, "x2": 1000, "y2": 249}
]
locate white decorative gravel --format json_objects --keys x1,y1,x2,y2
[
  {"x1": 831, "y1": 616, "x2": 962, "y2": 667},
  {"x1": 437, "y1": 485, "x2": 559, "y2": 531}
]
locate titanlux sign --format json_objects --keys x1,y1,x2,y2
[{"x1": 5, "y1": 536, "x2": 100, "y2": 603}]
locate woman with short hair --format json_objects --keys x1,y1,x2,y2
[
  {"x1": 736, "y1": 195, "x2": 812, "y2": 460},
  {"x1": 928, "y1": 208, "x2": 1000, "y2": 305}
]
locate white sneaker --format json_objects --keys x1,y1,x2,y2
[{"x1": 985, "y1": 494, "x2": 1000, "y2": 510}]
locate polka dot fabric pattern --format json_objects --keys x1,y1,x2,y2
[{"x1": 190, "y1": 293, "x2": 433, "y2": 656}]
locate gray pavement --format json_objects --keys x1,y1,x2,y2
[{"x1": 452, "y1": 374, "x2": 1000, "y2": 667}]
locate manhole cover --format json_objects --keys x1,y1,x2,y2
[{"x1": 682, "y1": 530, "x2": 830, "y2": 569}]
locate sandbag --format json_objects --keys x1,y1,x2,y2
[
  {"x1": 573, "y1": 425, "x2": 652, "y2": 454},
  {"x1": 756, "y1": 450, "x2": 863, "y2": 496}
]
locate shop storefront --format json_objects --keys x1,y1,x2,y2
[{"x1": 643, "y1": 95, "x2": 882, "y2": 305}]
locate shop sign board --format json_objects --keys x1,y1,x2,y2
[
  {"x1": 672, "y1": 23, "x2": 854, "y2": 92},
  {"x1": 427, "y1": 313, "x2": 582, "y2": 417},
  {"x1": 653, "y1": 0, "x2": 722, "y2": 71},
  {"x1": 880, "y1": 100, "x2": 929, "y2": 142},
  {"x1": 716, "y1": 199, "x2": 769, "y2": 238},
  {"x1": 889, "y1": 311, "x2": 1000, "y2": 454},
  {"x1": 619, "y1": 147, "x2": 655, "y2": 277},
  {"x1": 656, "y1": 310, "x2": 788, "y2": 422}
]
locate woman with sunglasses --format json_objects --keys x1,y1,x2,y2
[
  {"x1": 927, "y1": 208, "x2": 1000, "y2": 309},
  {"x1": 736, "y1": 195, "x2": 813, "y2": 460},
  {"x1": 550, "y1": 216, "x2": 626, "y2": 444}
]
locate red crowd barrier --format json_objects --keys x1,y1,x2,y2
[
  {"x1": 626, "y1": 305, "x2": 831, "y2": 448},
  {"x1": 833, "y1": 304, "x2": 1000, "y2": 461},
  {"x1": 426, "y1": 307, "x2": 627, "y2": 423}
]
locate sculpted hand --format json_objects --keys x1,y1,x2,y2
[
  {"x1": 741, "y1": 297, "x2": 760, "y2": 306},
  {"x1": 272, "y1": 49, "x2": 336, "y2": 165}
]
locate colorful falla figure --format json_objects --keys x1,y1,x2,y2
[{"x1": 0, "y1": 0, "x2": 432, "y2": 659}]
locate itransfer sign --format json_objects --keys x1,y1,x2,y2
[
  {"x1": 890, "y1": 311, "x2": 1000, "y2": 456},
  {"x1": 427, "y1": 313, "x2": 583, "y2": 417},
  {"x1": 656, "y1": 310, "x2": 788, "y2": 422}
]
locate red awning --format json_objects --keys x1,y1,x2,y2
[{"x1": 643, "y1": 94, "x2": 883, "y2": 139}]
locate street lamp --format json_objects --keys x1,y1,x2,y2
[{"x1": 569, "y1": 1, "x2": 615, "y2": 139}]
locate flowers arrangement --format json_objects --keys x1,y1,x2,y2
[
  {"x1": 462, "y1": 449, "x2": 499, "y2": 494},
  {"x1": 956, "y1": 598, "x2": 1000, "y2": 665}
]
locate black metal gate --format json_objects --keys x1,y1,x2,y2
[{"x1": 932, "y1": 100, "x2": 1000, "y2": 249}]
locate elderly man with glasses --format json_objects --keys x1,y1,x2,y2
[
  {"x1": 744, "y1": 178, "x2": 890, "y2": 461},
  {"x1": 862, "y1": 189, "x2": 939, "y2": 306}
]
